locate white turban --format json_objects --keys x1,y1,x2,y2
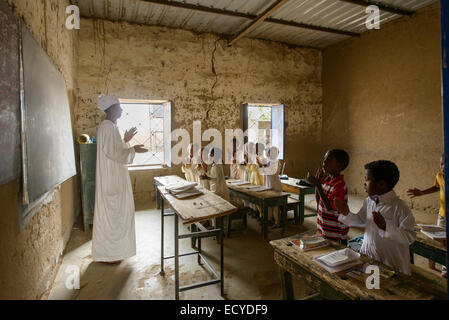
[{"x1": 98, "y1": 94, "x2": 120, "y2": 111}]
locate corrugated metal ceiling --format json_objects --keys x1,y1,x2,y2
[{"x1": 73, "y1": 0, "x2": 438, "y2": 48}]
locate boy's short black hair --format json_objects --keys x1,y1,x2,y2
[
  {"x1": 328, "y1": 149, "x2": 350, "y2": 171},
  {"x1": 364, "y1": 160, "x2": 400, "y2": 190}
]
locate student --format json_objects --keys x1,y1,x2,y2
[
  {"x1": 230, "y1": 138, "x2": 244, "y2": 180},
  {"x1": 307, "y1": 149, "x2": 350, "y2": 243},
  {"x1": 407, "y1": 154, "x2": 445, "y2": 227},
  {"x1": 407, "y1": 154, "x2": 446, "y2": 277},
  {"x1": 247, "y1": 143, "x2": 265, "y2": 186},
  {"x1": 334, "y1": 160, "x2": 416, "y2": 275},
  {"x1": 247, "y1": 143, "x2": 266, "y2": 217},
  {"x1": 181, "y1": 143, "x2": 198, "y2": 182},
  {"x1": 207, "y1": 147, "x2": 230, "y2": 201},
  {"x1": 259, "y1": 146, "x2": 282, "y2": 228},
  {"x1": 196, "y1": 147, "x2": 210, "y2": 190}
]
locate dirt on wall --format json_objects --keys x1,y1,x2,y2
[
  {"x1": 0, "y1": 0, "x2": 79, "y2": 299},
  {"x1": 76, "y1": 18, "x2": 324, "y2": 204},
  {"x1": 322, "y1": 2, "x2": 442, "y2": 213}
]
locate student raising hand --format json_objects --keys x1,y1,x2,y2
[
  {"x1": 307, "y1": 168, "x2": 326, "y2": 186},
  {"x1": 334, "y1": 198, "x2": 349, "y2": 216},
  {"x1": 372, "y1": 211, "x2": 386, "y2": 231}
]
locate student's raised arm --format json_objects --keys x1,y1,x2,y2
[
  {"x1": 335, "y1": 198, "x2": 367, "y2": 227},
  {"x1": 407, "y1": 186, "x2": 439, "y2": 198},
  {"x1": 377, "y1": 204, "x2": 416, "y2": 245}
]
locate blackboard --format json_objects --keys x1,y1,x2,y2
[
  {"x1": 0, "y1": 0, "x2": 21, "y2": 186},
  {"x1": 21, "y1": 24, "x2": 77, "y2": 206}
]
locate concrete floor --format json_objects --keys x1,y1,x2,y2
[{"x1": 47, "y1": 194, "x2": 442, "y2": 300}]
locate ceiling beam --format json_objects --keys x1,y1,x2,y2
[
  {"x1": 139, "y1": 0, "x2": 359, "y2": 38},
  {"x1": 229, "y1": 0, "x2": 290, "y2": 46},
  {"x1": 339, "y1": 0, "x2": 415, "y2": 16}
]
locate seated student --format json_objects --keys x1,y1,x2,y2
[
  {"x1": 407, "y1": 154, "x2": 446, "y2": 277},
  {"x1": 181, "y1": 143, "x2": 198, "y2": 182},
  {"x1": 259, "y1": 146, "x2": 282, "y2": 228},
  {"x1": 307, "y1": 149, "x2": 350, "y2": 243},
  {"x1": 206, "y1": 147, "x2": 230, "y2": 201},
  {"x1": 247, "y1": 142, "x2": 266, "y2": 186},
  {"x1": 196, "y1": 147, "x2": 210, "y2": 190},
  {"x1": 230, "y1": 137, "x2": 245, "y2": 180},
  {"x1": 334, "y1": 160, "x2": 416, "y2": 275},
  {"x1": 247, "y1": 143, "x2": 266, "y2": 218}
]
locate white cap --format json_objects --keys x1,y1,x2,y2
[{"x1": 98, "y1": 94, "x2": 120, "y2": 111}]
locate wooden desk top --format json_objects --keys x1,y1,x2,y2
[
  {"x1": 158, "y1": 185, "x2": 237, "y2": 226},
  {"x1": 280, "y1": 177, "x2": 314, "y2": 190},
  {"x1": 415, "y1": 229, "x2": 447, "y2": 252},
  {"x1": 226, "y1": 179, "x2": 289, "y2": 200},
  {"x1": 270, "y1": 232, "x2": 447, "y2": 300},
  {"x1": 154, "y1": 175, "x2": 185, "y2": 186}
]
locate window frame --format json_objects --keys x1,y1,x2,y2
[{"x1": 117, "y1": 99, "x2": 172, "y2": 168}]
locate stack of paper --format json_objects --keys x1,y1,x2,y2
[
  {"x1": 417, "y1": 224, "x2": 446, "y2": 240},
  {"x1": 165, "y1": 181, "x2": 203, "y2": 199},
  {"x1": 290, "y1": 235, "x2": 328, "y2": 251},
  {"x1": 314, "y1": 248, "x2": 362, "y2": 273},
  {"x1": 166, "y1": 181, "x2": 197, "y2": 194},
  {"x1": 229, "y1": 180, "x2": 251, "y2": 186},
  {"x1": 244, "y1": 185, "x2": 272, "y2": 192}
]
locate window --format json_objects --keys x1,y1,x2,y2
[
  {"x1": 117, "y1": 99, "x2": 172, "y2": 167},
  {"x1": 242, "y1": 103, "x2": 284, "y2": 159}
]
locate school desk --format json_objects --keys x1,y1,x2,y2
[
  {"x1": 154, "y1": 175, "x2": 186, "y2": 209},
  {"x1": 226, "y1": 179, "x2": 289, "y2": 240},
  {"x1": 156, "y1": 177, "x2": 237, "y2": 300},
  {"x1": 270, "y1": 232, "x2": 447, "y2": 300},
  {"x1": 410, "y1": 230, "x2": 447, "y2": 266},
  {"x1": 280, "y1": 177, "x2": 316, "y2": 223}
]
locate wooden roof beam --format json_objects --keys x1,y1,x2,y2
[
  {"x1": 139, "y1": 0, "x2": 360, "y2": 37},
  {"x1": 228, "y1": 0, "x2": 290, "y2": 46}
]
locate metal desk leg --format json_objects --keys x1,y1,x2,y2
[
  {"x1": 220, "y1": 216, "x2": 224, "y2": 296},
  {"x1": 410, "y1": 246, "x2": 415, "y2": 264},
  {"x1": 160, "y1": 197, "x2": 165, "y2": 275},
  {"x1": 279, "y1": 267, "x2": 294, "y2": 300},
  {"x1": 281, "y1": 204, "x2": 287, "y2": 236},
  {"x1": 156, "y1": 183, "x2": 161, "y2": 210},
  {"x1": 198, "y1": 234, "x2": 202, "y2": 266},
  {"x1": 263, "y1": 205, "x2": 268, "y2": 240},
  {"x1": 300, "y1": 192, "x2": 305, "y2": 224},
  {"x1": 191, "y1": 223, "x2": 197, "y2": 248},
  {"x1": 174, "y1": 213, "x2": 179, "y2": 300}
]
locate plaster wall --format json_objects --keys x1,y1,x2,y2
[
  {"x1": 322, "y1": 2, "x2": 442, "y2": 212},
  {"x1": 0, "y1": 0, "x2": 79, "y2": 299}
]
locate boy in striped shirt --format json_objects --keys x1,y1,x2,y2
[{"x1": 307, "y1": 149, "x2": 350, "y2": 244}]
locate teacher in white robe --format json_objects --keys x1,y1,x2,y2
[{"x1": 92, "y1": 94, "x2": 148, "y2": 264}]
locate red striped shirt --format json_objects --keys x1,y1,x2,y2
[{"x1": 317, "y1": 174, "x2": 349, "y2": 241}]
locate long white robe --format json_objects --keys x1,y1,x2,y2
[
  {"x1": 92, "y1": 120, "x2": 137, "y2": 262},
  {"x1": 207, "y1": 163, "x2": 230, "y2": 201},
  {"x1": 259, "y1": 160, "x2": 282, "y2": 224},
  {"x1": 338, "y1": 190, "x2": 416, "y2": 275}
]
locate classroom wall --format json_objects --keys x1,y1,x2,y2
[
  {"x1": 76, "y1": 19, "x2": 323, "y2": 205},
  {"x1": 0, "y1": 0, "x2": 79, "y2": 299},
  {"x1": 322, "y1": 2, "x2": 442, "y2": 213}
]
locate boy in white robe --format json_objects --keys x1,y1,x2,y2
[
  {"x1": 181, "y1": 143, "x2": 199, "y2": 182},
  {"x1": 207, "y1": 147, "x2": 230, "y2": 201},
  {"x1": 93, "y1": 95, "x2": 148, "y2": 264},
  {"x1": 334, "y1": 160, "x2": 416, "y2": 275},
  {"x1": 196, "y1": 147, "x2": 210, "y2": 190},
  {"x1": 259, "y1": 146, "x2": 283, "y2": 228}
]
